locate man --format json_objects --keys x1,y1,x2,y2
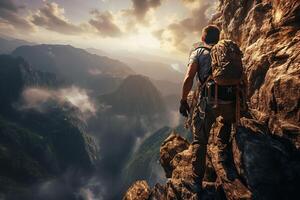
[{"x1": 179, "y1": 25, "x2": 237, "y2": 191}]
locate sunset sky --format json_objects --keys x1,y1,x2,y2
[{"x1": 0, "y1": 0, "x2": 218, "y2": 60}]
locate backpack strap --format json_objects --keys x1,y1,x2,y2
[
  {"x1": 194, "y1": 46, "x2": 211, "y2": 53},
  {"x1": 193, "y1": 46, "x2": 213, "y2": 85}
]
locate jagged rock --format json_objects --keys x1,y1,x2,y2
[
  {"x1": 125, "y1": 116, "x2": 300, "y2": 199},
  {"x1": 150, "y1": 183, "x2": 167, "y2": 200},
  {"x1": 123, "y1": 180, "x2": 151, "y2": 200},
  {"x1": 213, "y1": 0, "x2": 300, "y2": 147},
  {"x1": 171, "y1": 145, "x2": 193, "y2": 180},
  {"x1": 166, "y1": 179, "x2": 198, "y2": 200},
  {"x1": 232, "y1": 118, "x2": 300, "y2": 199},
  {"x1": 160, "y1": 133, "x2": 189, "y2": 178}
]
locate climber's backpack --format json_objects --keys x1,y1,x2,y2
[
  {"x1": 210, "y1": 39, "x2": 244, "y2": 125},
  {"x1": 210, "y1": 39, "x2": 243, "y2": 86}
]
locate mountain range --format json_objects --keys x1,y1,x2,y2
[
  {"x1": 0, "y1": 36, "x2": 184, "y2": 199},
  {"x1": 0, "y1": 55, "x2": 98, "y2": 199},
  {"x1": 12, "y1": 44, "x2": 135, "y2": 94},
  {"x1": 0, "y1": 37, "x2": 35, "y2": 54},
  {"x1": 86, "y1": 47, "x2": 184, "y2": 96}
]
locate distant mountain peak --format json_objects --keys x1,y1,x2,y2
[
  {"x1": 12, "y1": 44, "x2": 135, "y2": 93},
  {"x1": 100, "y1": 75, "x2": 166, "y2": 116}
]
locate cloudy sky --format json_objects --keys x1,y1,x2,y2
[{"x1": 0, "y1": 0, "x2": 217, "y2": 60}]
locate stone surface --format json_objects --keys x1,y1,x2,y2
[
  {"x1": 232, "y1": 118, "x2": 300, "y2": 199},
  {"x1": 123, "y1": 180, "x2": 151, "y2": 200},
  {"x1": 170, "y1": 145, "x2": 193, "y2": 180},
  {"x1": 124, "y1": 119, "x2": 300, "y2": 199},
  {"x1": 159, "y1": 133, "x2": 190, "y2": 178},
  {"x1": 149, "y1": 183, "x2": 167, "y2": 200},
  {"x1": 213, "y1": 0, "x2": 300, "y2": 148}
]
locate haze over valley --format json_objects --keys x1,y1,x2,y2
[{"x1": 0, "y1": 33, "x2": 187, "y2": 199}]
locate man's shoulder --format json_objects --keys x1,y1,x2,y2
[
  {"x1": 188, "y1": 42, "x2": 212, "y2": 65},
  {"x1": 190, "y1": 46, "x2": 210, "y2": 58}
]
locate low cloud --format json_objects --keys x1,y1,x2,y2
[
  {"x1": 21, "y1": 87, "x2": 96, "y2": 117},
  {"x1": 0, "y1": 0, "x2": 34, "y2": 32},
  {"x1": 89, "y1": 10, "x2": 122, "y2": 37},
  {"x1": 31, "y1": 2, "x2": 83, "y2": 35}
]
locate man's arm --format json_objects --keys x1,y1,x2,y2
[{"x1": 181, "y1": 62, "x2": 198, "y2": 101}]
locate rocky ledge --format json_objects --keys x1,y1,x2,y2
[{"x1": 123, "y1": 117, "x2": 300, "y2": 200}]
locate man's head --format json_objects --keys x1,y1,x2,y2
[{"x1": 201, "y1": 25, "x2": 220, "y2": 45}]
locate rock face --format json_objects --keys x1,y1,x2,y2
[
  {"x1": 159, "y1": 133, "x2": 190, "y2": 178},
  {"x1": 124, "y1": 119, "x2": 300, "y2": 199},
  {"x1": 233, "y1": 118, "x2": 300, "y2": 199},
  {"x1": 123, "y1": 0, "x2": 300, "y2": 199},
  {"x1": 123, "y1": 181, "x2": 151, "y2": 200},
  {"x1": 213, "y1": 0, "x2": 300, "y2": 147}
]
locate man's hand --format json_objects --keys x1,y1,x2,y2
[{"x1": 179, "y1": 99, "x2": 190, "y2": 117}]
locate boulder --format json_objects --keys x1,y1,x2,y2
[
  {"x1": 159, "y1": 133, "x2": 189, "y2": 178},
  {"x1": 123, "y1": 180, "x2": 151, "y2": 200}
]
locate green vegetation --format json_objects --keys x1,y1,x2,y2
[
  {"x1": 123, "y1": 125, "x2": 191, "y2": 187},
  {"x1": 0, "y1": 116, "x2": 54, "y2": 187}
]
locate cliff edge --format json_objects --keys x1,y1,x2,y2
[
  {"x1": 213, "y1": 0, "x2": 300, "y2": 146},
  {"x1": 123, "y1": 0, "x2": 300, "y2": 199}
]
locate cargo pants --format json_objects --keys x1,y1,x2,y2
[{"x1": 191, "y1": 98, "x2": 236, "y2": 185}]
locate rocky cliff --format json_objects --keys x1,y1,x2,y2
[
  {"x1": 123, "y1": 0, "x2": 300, "y2": 199},
  {"x1": 213, "y1": 0, "x2": 300, "y2": 147},
  {"x1": 124, "y1": 118, "x2": 300, "y2": 199}
]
